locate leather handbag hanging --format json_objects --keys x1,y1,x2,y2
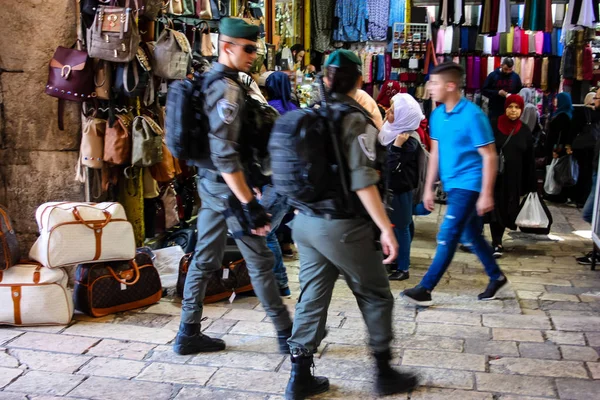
[
  {"x1": 0, "y1": 261, "x2": 73, "y2": 326},
  {"x1": 161, "y1": 184, "x2": 180, "y2": 229},
  {"x1": 137, "y1": 0, "x2": 165, "y2": 20},
  {"x1": 132, "y1": 115, "x2": 164, "y2": 167},
  {"x1": 94, "y1": 59, "x2": 112, "y2": 100},
  {"x1": 152, "y1": 28, "x2": 192, "y2": 79},
  {"x1": 114, "y1": 47, "x2": 152, "y2": 98},
  {"x1": 168, "y1": 0, "x2": 195, "y2": 16},
  {"x1": 149, "y1": 140, "x2": 179, "y2": 182},
  {"x1": 74, "y1": 250, "x2": 162, "y2": 317},
  {"x1": 0, "y1": 205, "x2": 20, "y2": 271},
  {"x1": 29, "y1": 202, "x2": 136, "y2": 269},
  {"x1": 195, "y1": 21, "x2": 214, "y2": 57},
  {"x1": 104, "y1": 113, "x2": 133, "y2": 165},
  {"x1": 80, "y1": 115, "x2": 106, "y2": 169},
  {"x1": 196, "y1": 0, "x2": 212, "y2": 19},
  {"x1": 87, "y1": 0, "x2": 141, "y2": 62}
]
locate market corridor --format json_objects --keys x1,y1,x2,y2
[{"x1": 0, "y1": 203, "x2": 599, "y2": 400}]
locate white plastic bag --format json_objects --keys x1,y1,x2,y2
[
  {"x1": 515, "y1": 193, "x2": 550, "y2": 229},
  {"x1": 543, "y1": 158, "x2": 561, "y2": 195}
]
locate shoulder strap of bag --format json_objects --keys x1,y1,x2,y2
[{"x1": 500, "y1": 127, "x2": 516, "y2": 152}]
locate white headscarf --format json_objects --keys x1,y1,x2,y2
[{"x1": 378, "y1": 94, "x2": 424, "y2": 146}]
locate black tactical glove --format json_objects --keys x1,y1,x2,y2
[{"x1": 241, "y1": 198, "x2": 271, "y2": 229}]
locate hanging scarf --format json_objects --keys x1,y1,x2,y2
[
  {"x1": 266, "y1": 71, "x2": 295, "y2": 114},
  {"x1": 553, "y1": 92, "x2": 574, "y2": 120},
  {"x1": 378, "y1": 93, "x2": 424, "y2": 146},
  {"x1": 497, "y1": 94, "x2": 524, "y2": 135},
  {"x1": 376, "y1": 80, "x2": 401, "y2": 108}
]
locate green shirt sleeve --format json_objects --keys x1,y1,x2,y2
[{"x1": 341, "y1": 112, "x2": 380, "y2": 191}]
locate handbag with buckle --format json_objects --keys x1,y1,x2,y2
[
  {"x1": 87, "y1": 0, "x2": 141, "y2": 62},
  {"x1": 132, "y1": 115, "x2": 164, "y2": 167},
  {"x1": 74, "y1": 250, "x2": 162, "y2": 317},
  {"x1": 152, "y1": 27, "x2": 192, "y2": 79}
]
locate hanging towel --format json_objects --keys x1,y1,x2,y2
[
  {"x1": 571, "y1": 0, "x2": 585, "y2": 25},
  {"x1": 385, "y1": 53, "x2": 392, "y2": 80},
  {"x1": 437, "y1": 27, "x2": 445, "y2": 55},
  {"x1": 466, "y1": 56, "x2": 475, "y2": 89},
  {"x1": 452, "y1": 26, "x2": 461, "y2": 53},
  {"x1": 545, "y1": 0, "x2": 553, "y2": 33},
  {"x1": 377, "y1": 54, "x2": 385, "y2": 82},
  {"x1": 473, "y1": 57, "x2": 481, "y2": 90},
  {"x1": 483, "y1": 35, "x2": 493, "y2": 54},
  {"x1": 576, "y1": 46, "x2": 584, "y2": 81},
  {"x1": 543, "y1": 32, "x2": 552, "y2": 55},
  {"x1": 480, "y1": 56, "x2": 489, "y2": 88},
  {"x1": 476, "y1": 34, "x2": 484, "y2": 52},
  {"x1": 480, "y1": 0, "x2": 492, "y2": 34},
  {"x1": 444, "y1": 27, "x2": 454, "y2": 54},
  {"x1": 528, "y1": 33, "x2": 536, "y2": 55},
  {"x1": 529, "y1": 0, "x2": 545, "y2": 32},
  {"x1": 494, "y1": 56, "x2": 501, "y2": 70},
  {"x1": 551, "y1": 28, "x2": 558, "y2": 56},
  {"x1": 521, "y1": 29, "x2": 529, "y2": 55},
  {"x1": 490, "y1": 0, "x2": 500, "y2": 34},
  {"x1": 541, "y1": 57, "x2": 549, "y2": 90},
  {"x1": 498, "y1": 0, "x2": 508, "y2": 33},
  {"x1": 515, "y1": 57, "x2": 522, "y2": 76},
  {"x1": 488, "y1": 56, "x2": 495, "y2": 74},
  {"x1": 577, "y1": 0, "x2": 596, "y2": 28},
  {"x1": 557, "y1": 29, "x2": 564, "y2": 56},
  {"x1": 460, "y1": 27, "x2": 470, "y2": 51},
  {"x1": 523, "y1": 0, "x2": 532, "y2": 31},
  {"x1": 554, "y1": 4, "x2": 566, "y2": 27},
  {"x1": 533, "y1": 57, "x2": 542, "y2": 87},
  {"x1": 499, "y1": 33, "x2": 508, "y2": 55},
  {"x1": 470, "y1": 27, "x2": 479, "y2": 51},
  {"x1": 583, "y1": 44, "x2": 594, "y2": 81},
  {"x1": 367, "y1": 0, "x2": 390, "y2": 40},
  {"x1": 522, "y1": 57, "x2": 534, "y2": 86},
  {"x1": 513, "y1": 26, "x2": 522, "y2": 54},
  {"x1": 492, "y1": 33, "x2": 500, "y2": 54},
  {"x1": 507, "y1": 26, "x2": 514, "y2": 53},
  {"x1": 535, "y1": 31, "x2": 544, "y2": 55}
]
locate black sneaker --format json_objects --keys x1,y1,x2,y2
[
  {"x1": 173, "y1": 324, "x2": 226, "y2": 355},
  {"x1": 389, "y1": 270, "x2": 410, "y2": 281},
  {"x1": 493, "y1": 245, "x2": 504, "y2": 259},
  {"x1": 401, "y1": 286, "x2": 433, "y2": 306},
  {"x1": 478, "y1": 276, "x2": 509, "y2": 301},
  {"x1": 576, "y1": 252, "x2": 597, "y2": 265}
]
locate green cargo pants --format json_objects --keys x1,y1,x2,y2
[
  {"x1": 180, "y1": 176, "x2": 292, "y2": 332},
  {"x1": 287, "y1": 213, "x2": 394, "y2": 355}
]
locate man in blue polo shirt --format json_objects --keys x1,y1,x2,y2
[{"x1": 402, "y1": 62, "x2": 508, "y2": 306}]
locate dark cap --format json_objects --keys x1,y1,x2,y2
[
  {"x1": 219, "y1": 18, "x2": 260, "y2": 42},
  {"x1": 324, "y1": 49, "x2": 362, "y2": 70}
]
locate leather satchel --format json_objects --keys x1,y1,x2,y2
[
  {"x1": 132, "y1": 115, "x2": 163, "y2": 167},
  {"x1": 29, "y1": 202, "x2": 136, "y2": 269},
  {"x1": 74, "y1": 251, "x2": 162, "y2": 317},
  {"x1": 152, "y1": 28, "x2": 192, "y2": 80},
  {"x1": 162, "y1": 225, "x2": 197, "y2": 254},
  {"x1": 177, "y1": 249, "x2": 253, "y2": 301},
  {"x1": 195, "y1": 21, "x2": 214, "y2": 57},
  {"x1": 0, "y1": 261, "x2": 73, "y2": 326},
  {"x1": 80, "y1": 116, "x2": 106, "y2": 169},
  {"x1": 196, "y1": 0, "x2": 212, "y2": 19},
  {"x1": 0, "y1": 205, "x2": 20, "y2": 271},
  {"x1": 94, "y1": 59, "x2": 112, "y2": 100},
  {"x1": 87, "y1": 0, "x2": 141, "y2": 62},
  {"x1": 104, "y1": 113, "x2": 133, "y2": 165},
  {"x1": 113, "y1": 47, "x2": 152, "y2": 98},
  {"x1": 45, "y1": 46, "x2": 95, "y2": 102},
  {"x1": 161, "y1": 184, "x2": 180, "y2": 229},
  {"x1": 168, "y1": 0, "x2": 195, "y2": 15},
  {"x1": 149, "y1": 140, "x2": 179, "y2": 182}
]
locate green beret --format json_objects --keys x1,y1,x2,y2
[
  {"x1": 324, "y1": 50, "x2": 362, "y2": 69},
  {"x1": 219, "y1": 18, "x2": 259, "y2": 41}
]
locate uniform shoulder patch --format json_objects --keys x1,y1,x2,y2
[
  {"x1": 217, "y1": 99, "x2": 239, "y2": 125},
  {"x1": 358, "y1": 133, "x2": 377, "y2": 161}
]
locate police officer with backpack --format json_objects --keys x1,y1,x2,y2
[
  {"x1": 173, "y1": 18, "x2": 293, "y2": 355},
  {"x1": 269, "y1": 50, "x2": 419, "y2": 399}
]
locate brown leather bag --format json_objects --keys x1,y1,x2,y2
[
  {"x1": 196, "y1": 0, "x2": 212, "y2": 19},
  {"x1": 81, "y1": 115, "x2": 106, "y2": 169},
  {"x1": 73, "y1": 251, "x2": 162, "y2": 317},
  {"x1": 0, "y1": 205, "x2": 20, "y2": 271},
  {"x1": 195, "y1": 21, "x2": 214, "y2": 57},
  {"x1": 150, "y1": 140, "x2": 179, "y2": 182},
  {"x1": 104, "y1": 114, "x2": 133, "y2": 165},
  {"x1": 94, "y1": 59, "x2": 111, "y2": 100}
]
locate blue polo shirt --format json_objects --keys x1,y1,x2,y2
[{"x1": 430, "y1": 98, "x2": 495, "y2": 193}]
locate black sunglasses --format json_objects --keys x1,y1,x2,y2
[{"x1": 219, "y1": 40, "x2": 258, "y2": 54}]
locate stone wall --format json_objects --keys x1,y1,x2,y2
[{"x1": 0, "y1": 0, "x2": 84, "y2": 252}]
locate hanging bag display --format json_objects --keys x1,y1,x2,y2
[
  {"x1": 515, "y1": 192, "x2": 553, "y2": 234},
  {"x1": 196, "y1": 0, "x2": 213, "y2": 19},
  {"x1": 553, "y1": 154, "x2": 579, "y2": 187},
  {"x1": 74, "y1": 250, "x2": 162, "y2": 317},
  {"x1": 29, "y1": 202, "x2": 136, "y2": 268},
  {"x1": 104, "y1": 113, "x2": 134, "y2": 165},
  {"x1": 0, "y1": 205, "x2": 20, "y2": 271},
  {"x1": 132, "y1": 115, "x2": 164, "y2": 167},
  {"x1": 87, "y1": 0, "x2": 141, "y2": 62},
  {"x1": 137, "y1": 0, "x2": 165, "y2": 20},
  {"x1": 0, "y1": 261, "x2": 73, "y2": 326},
  {"x1": 161, "y1": 184, "x2": 180, "y2": 229},
  {"x1": 94, "y1": 59, "x2": 112, "y2": 100},
  {"x1": 168, "y1": 0, "x2": 195, "y2": 16},
  {"x1": 114, "y1": 47, "x2": 152, "y2": 98},
  {"x1": 543, "y1": 158, "x2": 561, "y2": 195},
  {"x1": 80, "y1": 115, "x2": 106, "y2": 169},
  {"x1": 150, "y1": 139, "x2": 180, "y2": 182},
  {"x1": 195, "y1": 21, "x2": 214, "y2": 57},
  {"x1": 153, "y1": 27, "x2": 192, "y2": 79}
]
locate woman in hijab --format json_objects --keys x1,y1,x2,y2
[
  {"x1": 546, "y1": 92, "x2": 574, "y2": 162},
  {"x1": 489, "y1": 95, "x2": 536, "y2": 258},
  {"x1": 519, "y1": 87, "x2": 540, "y2": 132},
  {"x1": 379, "y1": 94, "x2": 424, "y2": 280},
  {"x1": 266, "y1": 71, "x2": 298, "y2": 115}
]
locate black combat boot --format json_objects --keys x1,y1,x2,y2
[
  {"x1": 277, "y1": 326, "x2": 293, "y2": 354},
  {"x1": 374, "y1": 349, "x2": 419, "y2": 395},
  {"x1": 172, "y1": 322, "x2": 226, "y2": 355},
  {"x1": 285, "y1": 354, "x2": 330, "y2": 400}
]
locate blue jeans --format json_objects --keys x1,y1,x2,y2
[
  {"x1": 391, "y1": 192, "x2": 413, "y2": 271},
  {"x1": 583, "y1": 173, "x2": 597, "y2": 224},
  {"x1": 420, "y1": 189, "x2": 503, "y2": 291},
  {"x1": 260, "y1": 185, "x2": 291, "y2": 289}
]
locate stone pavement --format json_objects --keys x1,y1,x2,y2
[{"x1": 1, "y1": 204, "x2": 600, "y2": 400}]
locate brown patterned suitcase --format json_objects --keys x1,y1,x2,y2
[{"x1": 74, "y1": 251, "x2": 162, "y2": 317}]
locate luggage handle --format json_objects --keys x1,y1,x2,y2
[
  {"x1": 72, "y1": 207, "x2": 112, "y2": 230},
  {"x1": 107, "y1": 260, "x2": 141, "y2": 286}
]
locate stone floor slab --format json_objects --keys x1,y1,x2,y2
[
  {"x1": 174, "y1": 386, "x2": 269, "y2": 400},
  {"x1": 189, "y1": 350, "x2": 285, "y2": 371},
  {"x1": 77, "y1": 357, "x2": 146, "y2": 379},
  {"x1": 556, "y1": 378, "x2": 600, "y2": 400},
  {"x1": 493, "y1": 328, "x2": 545, "y2": 342},
  {"x1": 0, "y1": 367, "x2": 22, "y2": 390},
  {"x1": 0, "y1": 350, "x2": 18, "y2": 369},
  {"x1": 68, "y1": 376, "x2": 176, "y2": 400},
  {"x1": 6, "y1": 333, "x2": 98, "y2": 355},
  {"x1": 136, "y1": 362, "x2": 217, "y2": 385},
  {"x1": 207, "y1": 368, "x2": 288, "y2": 394},
  {"x1": 416, "y1": 323, "x2": 491, "y2": 340},
  {"x1": 229, "y1": 321, "x2": 277, "y2": 338},
  {"x1": 489, "y1": 357, "x2": 588, "y2": 379},
  {"x1": 545, "y1": 331, "x2": 586, "y2": 345},
  {"x1": 403, "y1": 367, "x2": 474, "y2": 390},
  {"x1": 8, "y1": 349, "x2": 91, "y2": 374},
  {"x1": 464, "y1": 340, "x2": 519, "y2": 357},
  {"x1": 475, "y1": 373, "x2": 556, "y2": 397},
  {"x1": 560, "y1": 345, "x2": 599, "y2": 362},
  {"x1": 64, "y1": 321, "x2": 176, "y2": 344},
  {"x1": 391, "y1": 336, "x2": 464, "y2": 352},
  {"x1": 0, "y1": 393, "x2": 27, "y2": 400},
  {"x1": 220, "y1": 334, "x2": 283, "y2": 354},
  {"x1": 552, "y1": 316, "x2": 600, "y2": 332},
  {"x1": 410, "y1": 388, "x2": 493, "y2": 400},
  {"x1": 4, "y1": 371, "x2": 85, "y2": 396},
  {"x1": 587, "y1": 362, "x2": 600, "y2": 379},
  {"x1": 85, "y1": 338, "x2": 156, "y2": 360},
  {"x1": 0, "y1": 330, "x2": 21, "y2": 347},
  {"x1": 402, "y1": 350, "x2": 486, "y2": 372},
  {"x1": 415, "y1": 310, "x2": 482, "y2": 326},
  {"x1": 518, "y1": 343, "x2": 561, "y2": 360},
  {"x1": 483, "y1": 314, "x2": 551, "y2": 330}
]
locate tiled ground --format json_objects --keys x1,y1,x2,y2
[{"x1": 1, "y1": 203, "x2": 599, "y2": 399}]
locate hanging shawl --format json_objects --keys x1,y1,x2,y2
[{"x1": 553, "y1": 92, "x2": 574, "y2": 120}]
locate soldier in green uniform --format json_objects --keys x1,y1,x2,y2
[
  {"x1": 282, "y1": 50, "x2": 419, "y2": 399},
  {"x1": 173, "y1": 18, "x2": 293, "y2": 355}
]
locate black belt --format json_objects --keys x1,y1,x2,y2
[{"x1": 198, "y1": 169, "x2": 226, "y2": 183}]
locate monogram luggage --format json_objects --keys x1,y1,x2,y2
[
  {"x1": 74, "y1": 251, "x2": 162, "y2": 317},
  {"x1": 0, "y1": 261, "x2": 73, "y2": 326},
  {"x1": 29, "y1": 202, "x2": 136, "y2": 268}
]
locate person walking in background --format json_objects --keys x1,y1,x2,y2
[
  {"x1": 379, "y1": 94, "x2": 424, "y2": 281},
  {"x1": 401, "y1": 62, "x2": 508, "y2": 307},
  {"x1": 488, "y1": 95, "x2": 536, "y2": 258},
  {"x1": 519, "y1": 87, "x2": 540, "y2": 133},
  {"x1": 266, "y1": 71, "x2": 298, "y2": 115},
  {"x1": 483, "y1": 58, "x2": 523, "y2": 120},
  {"x1": 546, "y1": 92, "x2": 574, "y2": 162},
  {"x1": 353, "y1": 88, "x2": 384, "y2": 129}
]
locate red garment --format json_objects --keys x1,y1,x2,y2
[
  {"x1": 480, "y1": 56, "x2": 489, "y2": 88},
  {"x1": 498, "y1": 94, "x2": 524, "y2": 135},
  {"x1": 490, "y1": 0, "x2": 500, "y2": 33},
  {"x1": 494, "y1": 56, "x2": 501, "y2": 69},
  {"x1": 583, "y1": 44, "x2": 594, "y2": 81},
  {"x1": 416, "y1": 118, "x2": 431, "y2": 151},
  {"x1": 521, "y1": 29, "x2": 529, "y2": 55},
  {"x1": 545, "y1": 0, "x2": 553, "y2": 33},
  {"x1": 376, "y1": 80, "x2": 401, "y2": 108}
]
